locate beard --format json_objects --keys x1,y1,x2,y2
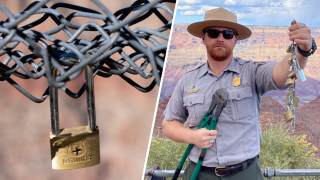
[{"x1": 205, "y1": 42, "x2": 233, "y2": 61}]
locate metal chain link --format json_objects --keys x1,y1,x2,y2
[
  {"x1": 285, "y1": 20, "x2": 307, "y2": 132},
  {"x1": 288, "y1": 44, "x2": 297, "y2": 132},
  {"x1": 0, "y1": 0, "x2": 175, "y2": 103}
]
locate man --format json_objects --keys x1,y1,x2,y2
[{"x1": 162, "y1": 8, "x2": 316, "y2": 180}]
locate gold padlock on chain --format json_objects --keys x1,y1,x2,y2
[
  {"x1": 285, "y1": 77, "x2": 296, "y2": 87},
  {"x1": 49, "y1": 66, "x2": 100, "y2": 170},
  {"x1": 284, "y1": 109, "x2": 294, "y2": 123},
  {"x1": 288, "y1": 56, "x2": 293, "y2": 66}
]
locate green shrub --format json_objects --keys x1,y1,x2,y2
[
  {"x1": 147, "y1": 121, "x2": 320, "y2": 180},
  {"x1": 260, "y1": 121, "x2": 320, "y2": 179},
  {"x1": 146, "y1": 136, "x2": 189, "y2": 170}
]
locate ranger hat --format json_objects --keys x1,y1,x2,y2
[{"x1": 187, "y1": 7, "x2": 252, "y2": 40}]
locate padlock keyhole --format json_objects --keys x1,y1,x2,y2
[{"x1": 72, "y1": 147, "x2": 82, "y2": 155}]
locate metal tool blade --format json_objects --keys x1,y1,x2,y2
[{"x1": 208, "y1": 88, "x2": 229, "y2": 119}]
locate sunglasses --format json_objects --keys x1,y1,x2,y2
[{"x1": 202, "y1": 29, "x2": 238, "y2": 39}]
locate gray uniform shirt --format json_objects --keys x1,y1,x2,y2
[{"x1": 164, "y1": 57, "x2": 287, "y2": 167}]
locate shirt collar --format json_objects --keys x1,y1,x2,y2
[
  {"x1": 197, "y1": 63, "x2": 214, "y2": 78},
  {"x1": 225, "y1": 57, "x2": 240, "y2": 74},
  {"x1": 197, "y1": 57, "x2": 240, "y2": 78}
]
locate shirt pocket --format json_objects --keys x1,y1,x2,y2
[
  {"x1": 183, "y1": 94, "x2": 206, "y2": 127},
  {"x1": 227, "y1": 86, "x2": 254, "y2": 121}
]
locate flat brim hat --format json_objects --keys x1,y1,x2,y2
[{"x1": 187, "y1": 7, "x2": 252, "y2": 40}]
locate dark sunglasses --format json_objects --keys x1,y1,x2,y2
[{"x1": 202, "y1": 29, "x2": 238, "y2": 39}]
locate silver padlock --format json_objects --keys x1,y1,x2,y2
[{"x1": 296, "y1": 69, "x2": 306, "y2": 83}]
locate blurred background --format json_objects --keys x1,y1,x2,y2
[{"x1": 0, "y1": 0, "x2": 175, "y2": 179}]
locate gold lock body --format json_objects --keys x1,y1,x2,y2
[
  {"x1": 285, "y1": 77, "x2": 295, "y2": 87},
  {"x1": 286, "y1": 45, "x2": 291, "y2": 53},
  {"x1": 288, "y1": 56, "x2": 293, "y2": 66},
  {"x1": 288, "y1": 72, "x2": 296, "y2": 78},
  {"x1": 50, "y1": 126, "x2": 100, "y2": 170},
  {"x1": 284, "y1": 109, "x2": 294, "y2": 123}
]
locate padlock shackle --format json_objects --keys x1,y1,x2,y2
[
  {"x1": 49, "y1": 66, "x2": 97, "y2": 135},
  {"x1": 85, "y1": 65, "x2": 97, "y2": 131},
  {"x1": 49, "y1": 68, "x2": 60, "y2": 135}
]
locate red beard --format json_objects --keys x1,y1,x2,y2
[{"x1": 206, "y1": 42, "x2": 233, "y2": 61}]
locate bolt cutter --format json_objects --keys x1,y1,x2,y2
[{"x1": 172, "y1": 88, "x2": 228, "y2": 180}]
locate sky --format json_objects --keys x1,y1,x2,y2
[{"x1": 174, "y1": 0, "x2": 320, "y2": 27}]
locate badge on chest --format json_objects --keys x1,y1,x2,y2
[{"x1": 233, "y1": 77, "x2": 241, "y2": 87}]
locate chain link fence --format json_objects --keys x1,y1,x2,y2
[{"x1": 0, "y1": 0, "x2": 174, "y2": 103}]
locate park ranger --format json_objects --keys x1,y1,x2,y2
[{"x1": 162, "y1": 7, "x2": 316, "y2": 180}]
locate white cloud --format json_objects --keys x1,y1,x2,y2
[
  {"x1": 236, "y1": 6, "x2": 299, "y2": 26},
  {"x1": 269, "y1": 2, "x2": 283, "y2": 7},
  {"x1": 283, "y1": 0, "x2": 306, "y2": 7},
  {"x1": 178, "y1": 0, "x2": 202, "y2": 4},
  {"x1": 223, "y1": 0, "x2": 287, "y2": 6},
  {"x1": 236, "y1": 13, "x2": 249, "y2": 20},
  {"x1": 177, "y1": 5, "x2": 192, "y2": 10},
  {"x1": 181, "y1": 6, "x2": 219, "y2": 15},
  {"x1": 224, "y1": 0, "x2": 236, "y2": 5},
  {"x1": 182, "y1": 10, "x2": 203, "y2": 15}
]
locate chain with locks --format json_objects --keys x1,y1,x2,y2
[{"x1": 284, "y1": 21, "x2": 306, "y2": 132}]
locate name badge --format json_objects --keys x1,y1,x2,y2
[{"x1": 187, "y1": 89, "x2": 198, "y2": 94}]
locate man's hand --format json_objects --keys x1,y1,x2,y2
[
  {"x1": 273, "y1": 21, "x2": 311, "y2": 86},
  {"x1": 163, "y1": 118, "x2": 219, "y2": 149},
  {"x1": 192, "y1": 125, "x2": 219, "y2": 149},
  {"x1": 288, "y1": 22, "x2": 312, "y2": 52}
]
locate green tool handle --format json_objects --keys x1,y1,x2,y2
[
  {"x1": 172, "y1": 114, "x2": 218, "y2": 180},
  {"x1": 190, "y1": 116, "x2": 218, "y2": 180},
  {"x1": 191, "y1": 148, "x2": 207, "y2": 180},
  {"x1": 172, "y1": 144, "x2": 194, "y2": 180}
]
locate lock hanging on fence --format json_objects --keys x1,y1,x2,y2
[{"x1": 49, "y1": 66, "x2": 100, "y2": 170}]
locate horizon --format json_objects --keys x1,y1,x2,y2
[{"x1": 173, "y1": 23, "x2": 320, "y2": 28}]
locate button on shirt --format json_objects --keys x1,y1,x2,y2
[{"x1": 163, "y1": 57, "x2": 287, "y2": 167}]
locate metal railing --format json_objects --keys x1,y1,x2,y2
[
  {"x1": 145, "y1": 167, "x2": 320, "y2": 179},
  {"x1": 0, "y1": 0, "x2": 175, "y2": 103}
]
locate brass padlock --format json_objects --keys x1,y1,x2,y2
[
  {"x1": 288, "y1": 72, "x2": 296, "y2": 78},
  {"x1": 285, "y1": 77, "x2": 295, "y2": 87},
  {"x1": 286, "y1": 45, "x2": 291, "y2": 53},
  {"x1": 294, "y1": 97, "x2": 299, "y2": 108},
  {"x1": 288, "y1": 56, "x2": 293, "y2": 66},
  {"x1": 284, "y1": 109, "x2": 294, "y2": 123},
  {"x1": 49, "y1": 66, "x2": 100, "y2": 170}
]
